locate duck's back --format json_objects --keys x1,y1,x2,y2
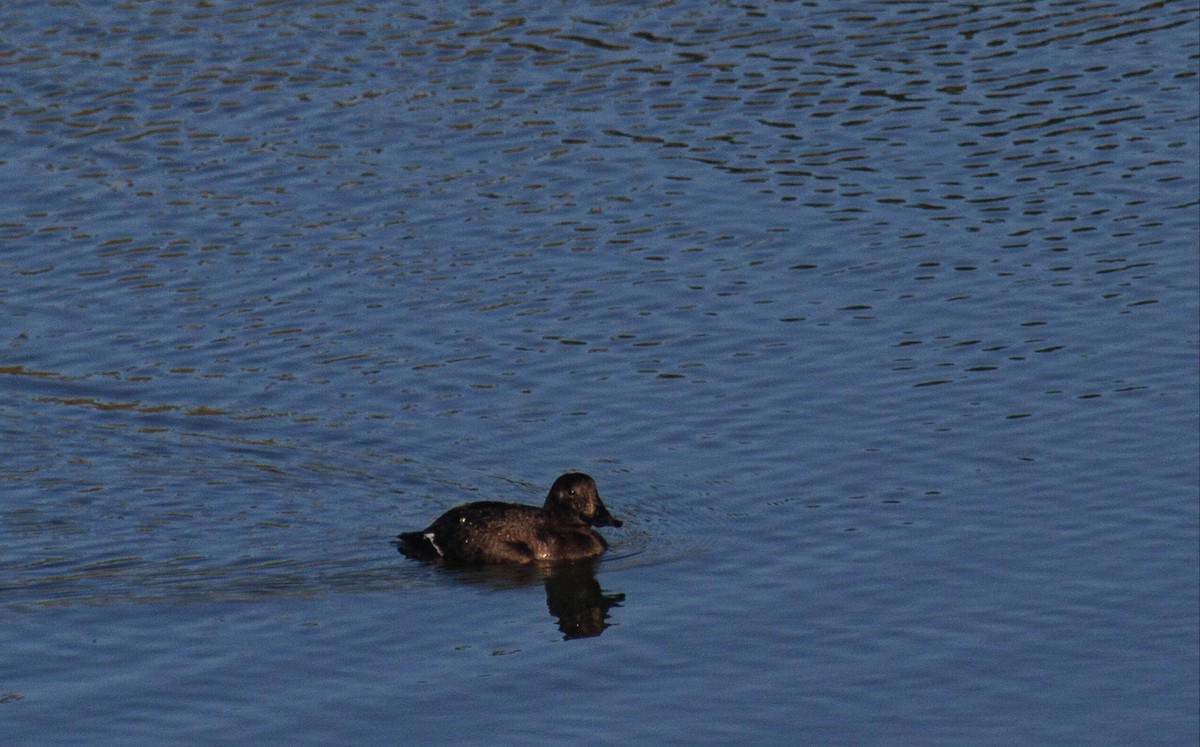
[{"x1": 399, "y1": 501, "x2": 608, "y2": 564}]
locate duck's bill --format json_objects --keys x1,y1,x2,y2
[{"x1": 593, "y1": 506, "x2": 623, "y2": 528}]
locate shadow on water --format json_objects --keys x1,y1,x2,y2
[{"x1": 396, "y1": 548, "x2": 625, "y2": 640}]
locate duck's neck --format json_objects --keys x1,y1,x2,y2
[{"x1": 545, "y1": 503, "x2": 588, "y2": 527}]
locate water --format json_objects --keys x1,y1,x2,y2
[{"x1": 2, "y1": 1, "x2": 1197, "y2": 744}]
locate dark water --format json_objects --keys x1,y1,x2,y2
[{"x1": 2, "y1": 1, "x2": 1197, "y2": 744}]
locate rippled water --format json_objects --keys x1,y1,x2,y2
[{"x1": 2, "y1": 2, "x2": 1197, "y2": 744}]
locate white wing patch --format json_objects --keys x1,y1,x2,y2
[{"x1": 423, "y1": 532, "x2": 444, "y2": 557}]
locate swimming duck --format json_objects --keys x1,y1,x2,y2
[{"x1": 397, "y1": 472, "x2": 622, "y2": 564}]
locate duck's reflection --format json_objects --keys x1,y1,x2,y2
[
  {"x1": 399, "y1": 549, "x2": 624, "y2": 639},
  {"x1": 541, "y1": 561, "x2": 625, "y2": 639}
]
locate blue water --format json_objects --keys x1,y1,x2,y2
[{"x1": 2, "y1": 1, "x2": 1197, "y2": 744}]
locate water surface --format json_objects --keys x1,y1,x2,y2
[{"x1": 2, "y1": 2, "x2": 1197, "y2": 745}]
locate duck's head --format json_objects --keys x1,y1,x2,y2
[{"x1": 545, "y1": 472, "x2": 623, "y2": 528}]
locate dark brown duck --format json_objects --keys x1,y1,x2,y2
[{"x1": 397, "y1": 472, "x2": 622, "y2": 564}]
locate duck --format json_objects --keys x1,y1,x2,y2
[{"x1": 397, "y1": 472, "x2": 623, "y2": 564}]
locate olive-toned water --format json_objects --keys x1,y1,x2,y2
[{"x1": 2, "y1": 2, "x2": 1197, "y2": 744}]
